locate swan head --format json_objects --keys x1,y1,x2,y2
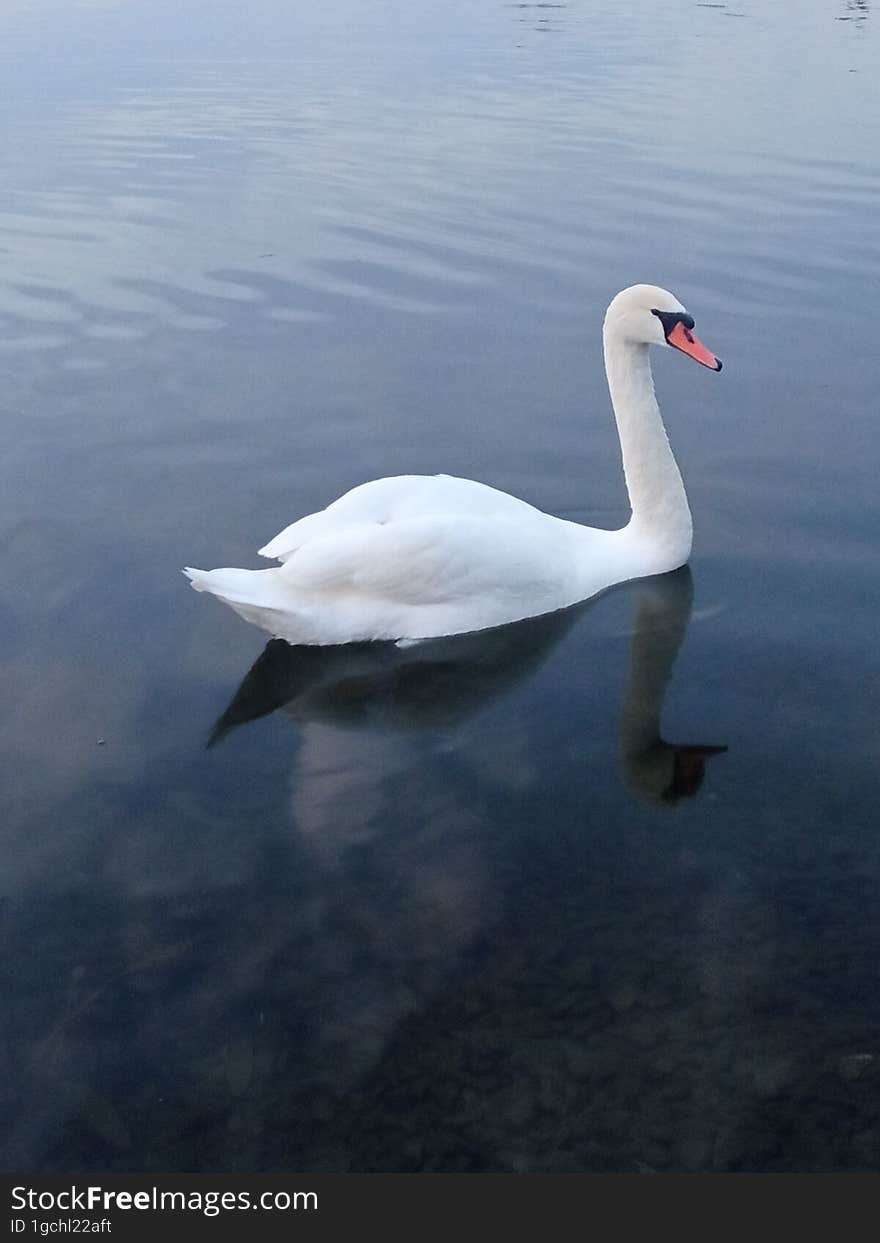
[{"x1": 604, "y1": 284, "x2": 722, "y2": 371}]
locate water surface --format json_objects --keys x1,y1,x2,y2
[{"x1": 1, "y1": 0, "x2": 878, "y2": 1172}]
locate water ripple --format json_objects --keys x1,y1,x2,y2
[{"x1": 0, "y1": 3, "x2": 876, "y2": 347}]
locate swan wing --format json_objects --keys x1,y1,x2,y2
[
  {"x1": 278, "y1": 512, "x2": 567, "y2": 608},
  {"x1": 258, "y1": 474, "x2": 543, "y2": 563}
]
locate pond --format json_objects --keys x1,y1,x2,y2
[{"x1": 1, "y1": 0, "x2": 878, "y2": 1172}]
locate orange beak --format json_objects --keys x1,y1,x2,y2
[{"x1": 667, "y1": 321, "x2": 722, "y2": 371}]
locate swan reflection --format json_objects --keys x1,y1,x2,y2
[
  {"x1": 199, "y1": 568, "x2": 725, "y2": 1113},
  {"x1": 210, "y1": 564, "x2": 725, "y2": 806},
  {"x1": 208, "y1": 614, "x2": 599, "y2": 1092},
  {"x1": 209, "y1": 597, "x2": 583, "y2": 741},
  {"x1": 617, "y1": 571, "x2": 726, "y2": 803}
]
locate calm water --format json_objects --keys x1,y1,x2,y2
[{"x1": 1, "y1": 0, "x2": 878, "y2": 1173}]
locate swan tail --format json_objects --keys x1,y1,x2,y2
[
  {"x1": 183, "y1": 565, "x2": 313, "y2": 638},
  {"x1": 183, "y1": 565, "x2": 290, "y2": 610}
]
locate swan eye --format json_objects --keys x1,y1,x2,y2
[{"x1": 651, "y1": 309, "x2": 695, "y2": 338}]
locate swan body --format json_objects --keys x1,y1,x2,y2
[{"x1": 185, "y1": 284, "x2": 722, "y2": 645}]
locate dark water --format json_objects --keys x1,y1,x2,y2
[{"x1": 1, "y1": 0, "x2": 878, "y2": 1172}]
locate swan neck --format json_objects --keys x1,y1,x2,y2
[{"x1": 603, "y1": 330, "x2": 692, "y2": 555}]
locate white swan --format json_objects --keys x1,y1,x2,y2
[{"x1": 184, "y1": 284, "x2": 722, "y2": 645}]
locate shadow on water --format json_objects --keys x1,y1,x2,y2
[{"x1": 209, "y1": 566, "x2": 726, "y2": 806}]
